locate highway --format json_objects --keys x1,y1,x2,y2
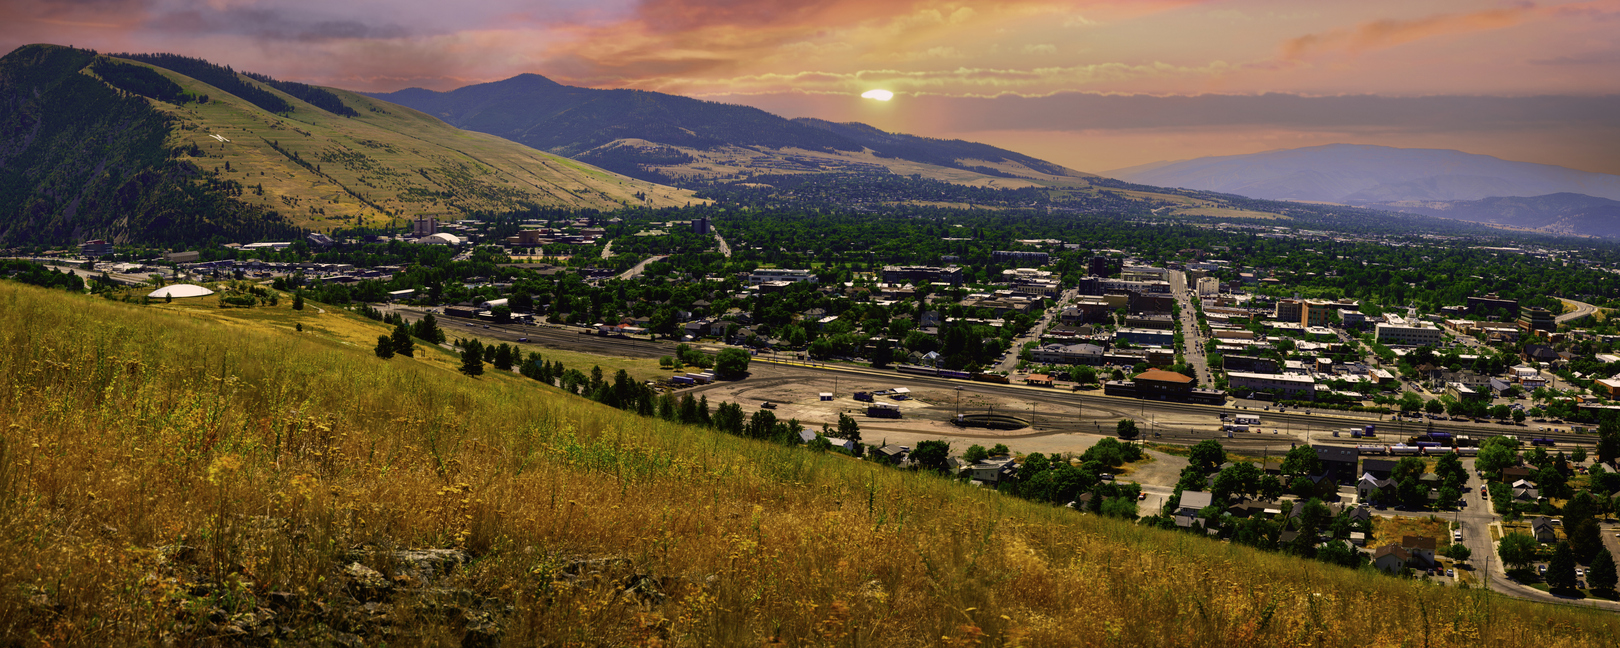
[{"x1": 1558, "y1": 297, "x2": 1599, "y2": 323}]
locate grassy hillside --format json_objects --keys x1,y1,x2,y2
[
  {"x1": 136, "y1": 63, "x2": 696, "y2": 231},
  {"x1": 3, "y1": 281, "x2": 1619, "y2": 645},
  {"x1": 0, "y1": 45, "x2": 696, "y2": 246}
]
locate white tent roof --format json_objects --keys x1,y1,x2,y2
[{"x1": 147, "y1": 284, "x2": 215, "y2": 299}]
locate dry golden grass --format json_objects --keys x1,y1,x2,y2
[
  {"x1": 2, "y1": 282, "x2": 1619, "y2": 646},
  {"x1": 1370, "y1": 516, "x2": 1452, "y2": 550}
]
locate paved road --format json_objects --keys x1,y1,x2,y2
[
  {"x1": 1168, "y1": 270, "x2": 1214, "y2": 386},
  {"x1": 1558, "y1": 297, "x2": 1599, "y2": 323},
  {"x1": 994, "y1": 288, "x2": 1076, "y2": 373},
  {"x1": 616, "y1": 255, "x2": 668, "y2": 281},
  {"x1": 715, "y1": 229, "x2": 732, "y2": 257}
]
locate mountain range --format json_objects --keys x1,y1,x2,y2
[
  {"x1": 5, "y1": 43, "x2": 1617, "y2": 244},
  {"x1": 367, "y1": 75, "x2": 1090, "y2": 187},
  {"x1": 1107, "y1": 144, "x2": 1620, "y2": 237},
  {"x1": 0, "y1": 45, "x2": 692, "y2": 245}
]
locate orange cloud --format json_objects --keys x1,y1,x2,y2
[{"x1": 1282, "y1": 3, "x2": 1538, "y2": 60}]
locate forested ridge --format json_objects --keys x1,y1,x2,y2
[{"x1": 0, "y1": 45, "x2": 299, "y2": 246}]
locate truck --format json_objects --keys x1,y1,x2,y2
[
  {"x1": 1235, "y1": 415, "x2": 1261, "y2": 426},
  {"x1": 1362, "y1": 425, "x2": 1376, "y2": 438},
  {"x1": 1223, "y1": 424, "x2": 1249, "y2": 433},
  {"x1": 867, "y1": 403, "x2": 902, "y2": 419}
]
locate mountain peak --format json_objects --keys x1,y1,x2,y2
[{"x1": 496, "y1": 72, "x2": 562, "y2": 88}]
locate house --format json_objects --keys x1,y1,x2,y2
[
  {"x1": 1374, "y1": 544, "x2": 1411, "y2": 574},
  {"x1": 1226, "y1": 498, "x2": 1283, "y2": 519},
  {"x1": 1524, "y1": 344, "x2": 1561, "y2": 365},
  {"x1": 1360, "y1": 459, "x2": 1398, "y2": 480},
  {"x1": 1532, "y1": 516, "x2": 1559, "y2": 543},
  {"x1": 967, "y1": 458, "x2": 1018, "y2": 485},
  {"x1": 1402, "y1": 536, "x2": 1437, "y2": 568},
  {"x1": 1501, "y1": 466, "x2": 1533, "y2": 482},
  {"x1": 1357, "y1": 473, "x2": 1393, "y2": 501},
  {"x1": 872, "y1": 445, "x2": 909, "y2": 465},
  {"x1": 1297, "y1": 474, "x2": 1341, "y2": 500},
  {"x1": 1314, "y1": 446, "x2": 1361, "y2": 483},
  {"x1": 1513, "y1": 485, "x2": 1541, "y2": 502},
  {"x1": 709, "y1": 320, "x2": 736, "y2": 337},
  {"x1": 1025, "y1": 374, "x2": 1054, "y2": 387},
  {"x1": 1348, "y1": 506, "x2": 1373, "y2": 525},
  {"x1": 1178, "y1": 490, "x2": 1215, "y2": 516}
]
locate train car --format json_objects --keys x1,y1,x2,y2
[
  {"x1": 1389, "y1": 444, "x2": 1421, "y2": 456},
  {"x1": 854, "y1": 391, "x2": 873, "y2": 402},
  {"x1": 1428, "y1": 432, "x2": 1453, "y2": 443},
  {"x1": 938, "y1": 369, "x2": 971, "y2": 380},
  {"x1": 1357, "y1": 445, "x2": 1387, "y2": 455},
  {"x1": 894, "y1": 364, "x2": 938, "y2": 377},
  {"x1": 972, "y1": 373, "x2": 1010, "y2": 384},
  {"x1": 1453, "y1": 447, "x2": 1479, "y2": 456},
  {"x1": 1531, "y1": 437, "x2": 1557, "y2": 447}
]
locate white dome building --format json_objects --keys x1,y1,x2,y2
[
  {"x1": 148, "y1": 284, "x2": 215, "y2": 299},
  {"x1": 419, "y1": 233, "x2": 464, "y2": 246}
]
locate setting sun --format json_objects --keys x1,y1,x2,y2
[{"x1": 860, "y1": 89, "x2": 893, "y2": 101}]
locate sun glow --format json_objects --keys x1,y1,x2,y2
[{"x1": 861, "y1": 89, "x2": 894, "y2": 101}]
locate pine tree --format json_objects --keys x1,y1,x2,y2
[
  {"x1": 414, "y1": 313, "x2": 444, "y2": 344},
  {"x1": 390, "y1": 322, "x2": 414, "y2": 357},
  {"x1": 459, "y1": 344, "x2": 484, "y2": 377},
  {"x1": 1588, "y1": 548, "x2": 1618, "y2": 592},
  {"x1": 493, "y1": 343, "x2": 514, "y2": 371},
  {"x1": 374, "y1": 335, "x2": 394, "y2": 359},
  {"x1": 1547, "y1": 541, "x2": 1578, "y2": 590},
  {"x1": 292, "y1": 292, "x2": 304, "y2": 311}
]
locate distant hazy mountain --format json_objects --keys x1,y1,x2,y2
[
  {"x1": 1371, "y1": 193, "x2": 1620, "y2": 238},
  {"x1": 368, "y1": 75, "x2": 1089, "y2": 186},
  {"x1": 1106, "y1": 144, "x2": 1620, "y2": 204}
]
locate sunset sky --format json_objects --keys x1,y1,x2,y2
[{"x1": 6, "y1": 0, "x2": 1620, "y2": 175}]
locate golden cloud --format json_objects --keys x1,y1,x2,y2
[{"x1": 1281, "y1": 4, "x2": 1538, "y2": 60}]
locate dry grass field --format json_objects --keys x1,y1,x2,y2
[{"x1": 3, "y1": 282, "x2": 1619, "y2": 646}]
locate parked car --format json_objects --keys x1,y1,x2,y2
[{"x1": 1447, "y1": 569, "x2": 1455, "y2": 578}]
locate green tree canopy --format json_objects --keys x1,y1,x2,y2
[
  {"x1": 714, "y1": 347, "x2": 751, "y2": 378},
  {"x1": 1188, "y1": 439, "x2": 1226, "y2": 475},
  {"x1": 1497, "y1": 532, "x2": 1539, "y2": 570},
  {"x1": 1588, "y1": 548, "x2": 1619, "y2": 592},
  {"x1": 1280, "y1": 445, "x2": 1322, "y2": 477}
]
